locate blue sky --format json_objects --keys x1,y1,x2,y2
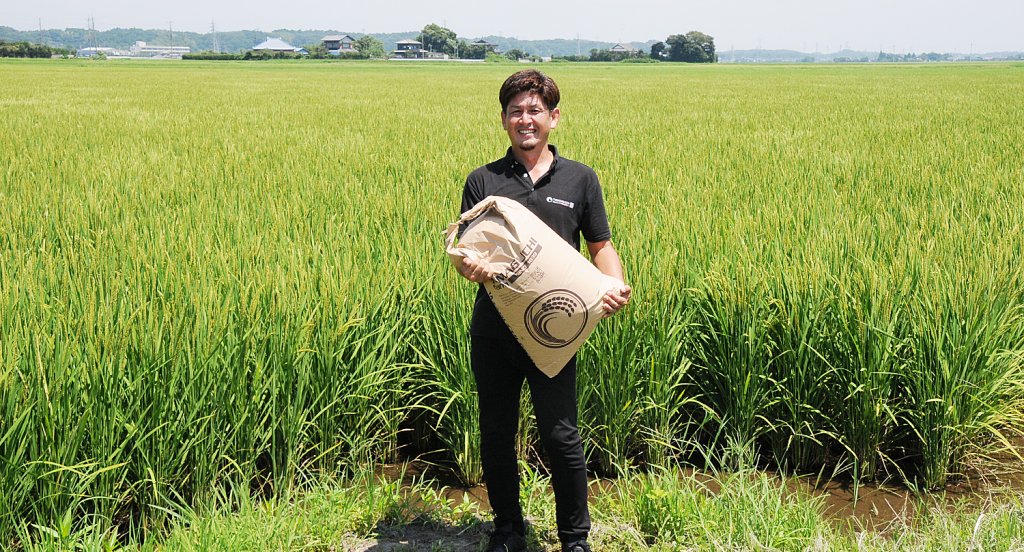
[{"x1": 5, "y1": 0, "x2": 1022, "y2": 52}]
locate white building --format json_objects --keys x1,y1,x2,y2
[
  {"x1": 130, "y1": 41, "x2": 190, "y2": 58},
  {"x1": 252, "y1": 37, "x2": 306, "y2": 54},
  {"x1": 77, "y1": 46, "x2": 125, "y2": 57}
]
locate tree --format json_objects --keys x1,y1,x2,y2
[
  {"x1": 354, "y1": 35, "x2": 386, "y2": 59},
  {"x1": 417, "y1": 23, "x2": 457, "y2": 56},
  {"x1": 665, "y1": 34, "x2": 692, "y2": 62},
  {"x1": 665, "y1": 31, "x2": 716, "y2": 63},
  {"x1": 0, "y1": 40, "x2": 68, "y2": 58},
  {"x1": 650, "y1": 41, "x2": 667, "y2": 60},
  {"x1": 505, "y1": 48, "x2": 526, "y2": 61},
  {"x1": 686, "y1": 31, "x2": 717, "y2": 62},
  {"x1": 304, "y1": 43, "x2": 329, "y2": 59},
  {"x1": 460, "y1": 40, "x2": 488, "y2": 60}
]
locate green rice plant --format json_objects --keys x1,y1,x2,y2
[
  {"x1": 515, "y1": 385, "x2": 540, "y2": 468},
  {"x1": 3, "y1": 60, "x2": 1024, "y2": 543},
  {"x1": 635, "y1": 296, "x2": 700, "y2": 470},
  {"x1": 765, "y1": 274, "x2": 839, "y2": 474},
  {"x1": 410, "y1": 275, "x2": 482, "y2": 486},
  {"x1": 829, "y1": 269, "x2": 912, "y2": 483},
  {"x1": 902, "y1": 274, "x2": 1024, "y2": 489},
  {"x1": 579, "y1": 313, "x2": 647, "y2": 476},
  {"x1": 683, "y1": 274, "x2": 779, "y2": 470}
]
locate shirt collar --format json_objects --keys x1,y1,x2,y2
[{"x1": 504, "y1": 144, "x2": 560, "y2": 172}]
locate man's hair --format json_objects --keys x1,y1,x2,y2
[{"x1": 499, "y1": 70, "x2": 560, "y2": 113}]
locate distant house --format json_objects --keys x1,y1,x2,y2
[
  {"x1": 252, "y1": 37, "x2": 307, "y2": 54},
  {"x1": 609, "y1": 43, "x2": 637, "y2": 53},
  {"x1": 471, "y1": 38, "x2": 498, "y2": 53},
  {"x1": 392, "y1": 38, "x2": 425, "y2": 59},
  {"x1": 602, "y1": 42, "x2": 634, "y2": 52},
  {"x1": 322, "y1": 34, "x2": 356, "y2": 54}
]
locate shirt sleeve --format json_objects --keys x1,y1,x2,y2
[
  {"x1": 459, "y1": 172, "x2": 486, "y2": 236},
  {"x1": 581, "y1": 171, "x2": 612, "y2": 243},
  {"x1": 461, "y1": 172, "x2": 485, "y2": 214}
]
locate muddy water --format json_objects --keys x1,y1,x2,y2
[{"x1": 379, "y1": 435, "x2": 1024, "y2": 537}]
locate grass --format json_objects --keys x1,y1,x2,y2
[
  {"x1": 2, "y1": 59, "x2": 1023, "y2": 544},
  {"x1": 15, "y1": 463, "x2": 1024, "y2": 551}
]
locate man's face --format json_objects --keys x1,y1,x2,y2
[{"x1": 501, "y1": 91, "x2": 560, "y2": 153}]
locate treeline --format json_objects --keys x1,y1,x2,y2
[
  {"x1": 183, "y1": 51, "x2": 329, "y2": 60},
  {"x1": 184, "y1": 49, "x2": 384, "y2": 61},
  {"x1": 0, "y1": 40, "x2": 70, "y2": 58},
  {"x1": 550, "y1": 31, "x2": 716, "y2": 63},
  {"x1": 0, "y1": 24, "x2": 642, "y2": 58}
]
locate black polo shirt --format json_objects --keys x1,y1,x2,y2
[{"x1": 460, "y1": 145, "x2": 612, "y2": 338}]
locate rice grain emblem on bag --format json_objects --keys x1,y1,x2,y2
[
  {"x1": 525, "y1": 289, "x2": 588, "y2": 348},
  {"x1": 445, "y1": 196, "x2": 623, "y2": 377}
]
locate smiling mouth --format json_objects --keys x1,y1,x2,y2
[{"x1": 517, "y1": 129, "x2": 535, "y2": 135}]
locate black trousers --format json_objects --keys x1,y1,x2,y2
[{"x1": 471, "y1": 334, "x2": 591, "y2": 544}]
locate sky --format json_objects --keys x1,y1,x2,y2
[{"x1": 5, "y1": 0, "x2": 1023, "y2": 53}]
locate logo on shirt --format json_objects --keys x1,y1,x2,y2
[
  {"x1": 524, "y1": 289, "x2": 588, "y2": 348},
  {"x1": 546, "y1": 196, "x2": 574, "y2": 209}
]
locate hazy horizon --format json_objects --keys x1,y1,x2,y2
[{"x1": 4, "y1": 0, "x2": 1023, "y2": 53}]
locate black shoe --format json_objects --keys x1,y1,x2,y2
[
  {"x1": 485, "y1": 529, "x2": 527, "y2": 552},
  {"x1": 562, "y1": 540, "x2": 592, "y2": 552}
]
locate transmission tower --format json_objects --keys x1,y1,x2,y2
[{"x1": 211, "y1": 20, "x2": 220, "y2": 52}]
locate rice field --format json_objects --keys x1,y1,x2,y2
[{"x1": 1, "y1": 59, "x2": 1023, "y2": 544}]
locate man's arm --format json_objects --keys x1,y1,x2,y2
[{"x1": 587, "y1": 240, "x2": 631, "y2": 316}]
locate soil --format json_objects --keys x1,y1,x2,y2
[{"x1": 340, "y1": 523, "x2": 490, "y2": 551}]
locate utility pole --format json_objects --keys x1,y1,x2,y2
[
  {"x1": 169, "y1": 21, "x2": 173, "y2": 47},
  {"x1": 39, "y1": 18, "x2": 44, "y2": 45},
  {"x1": 211, "y1": 20, "x2": 220, "y2": 52}
]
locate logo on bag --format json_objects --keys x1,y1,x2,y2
[
  {"x1": 494, "y1": 238, "x2": 543, "y2": 291},
  {"x1": 524, "y1": 289, "x2": 588, "y2": 348}
]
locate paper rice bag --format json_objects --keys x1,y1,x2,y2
[{"x1": 445, "y1": 195, "x2": 623, "y2": 377}]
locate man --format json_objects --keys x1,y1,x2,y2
[{"x1": 456, "y1": 70, "x2": 631, "y2": 552}]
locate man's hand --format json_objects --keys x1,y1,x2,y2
[
  {"x1": 601, "y1": 284, "x2": 632, "y2": 317},
  {"x1": 458, "y1": 257, "x2": 494, "y2": 283}
]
